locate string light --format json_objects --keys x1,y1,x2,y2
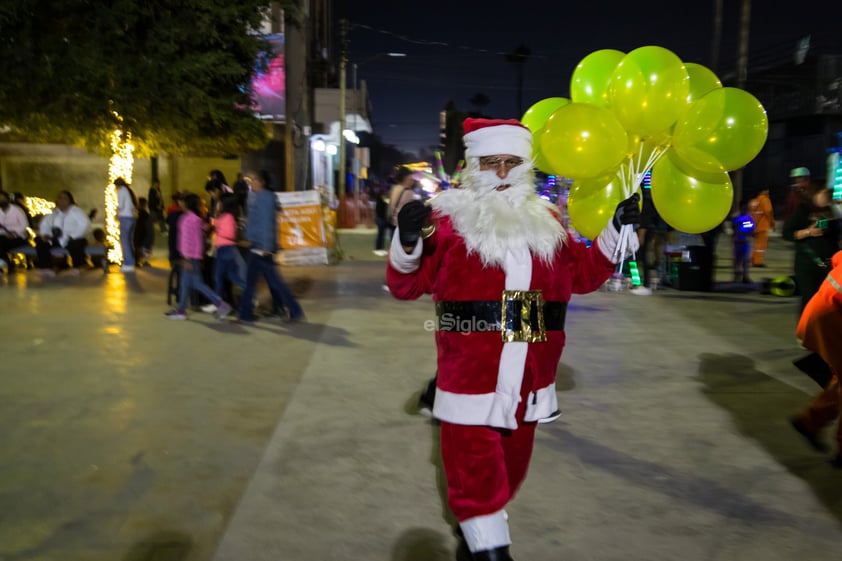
[
  {"x1": 24, "y1": 196, "x2": 55, "y2": 217},
  {"x1": 23, "y1": 196, "x2": 56, "y2": 240},
  {"x1": 105, "y1": 118, "x2": 134, "y2": 263}
]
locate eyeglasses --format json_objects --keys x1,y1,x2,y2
[{"x1": 479, "y1": 156, "x2": 525, "y2": 171}]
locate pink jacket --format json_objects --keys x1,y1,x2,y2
[{"x1": 177, "y1": 211, "x2": 206, "y2": 260}]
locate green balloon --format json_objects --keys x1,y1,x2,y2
[
  {"x1": 532, "y1": 127, "x2": 556, "y2": 175},
  {"x1": 568, "y1": 175, "x2": 626, "y2": 240},
  {"x1": 521, "y1": 97, "x2": 569, "y2": 133},
  {"x1": 608, "y1": 46, "x2": 690, "y2": 137},
  {"x1": 570, "y1": 49, "x2": 625, "y2": 107},
  {"x1": 672, "y1": 87, "x2": 769, "y2": 173},
  {"x1": 650, "y1": 151, "x2": 732, "y2": 234},
  {"x1": 685, "y1": 62, "x2": 722, "y2": 105},
  {"x1": 541, "y1": 102, "x2": 628, "y2": 180}
]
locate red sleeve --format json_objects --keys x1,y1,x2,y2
[
  {"x1": 568, "y1": 236, "x2": 617, "y2": 294},
  {"x1": 386, "y1": 229, "x2": 444, "y2": 300}
]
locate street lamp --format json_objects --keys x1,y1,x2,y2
[
  {"x1": 338, "y1": 46, "x2": 406, "y2": 227},
  {"x1": 353, "y1": 52, "x2": 407, "y2": 94}
]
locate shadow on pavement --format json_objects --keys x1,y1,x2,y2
[
  {"x1": 401, "y1": 385, "x2": 457, "y2": 537},
  {"x1": 198, "y1": 317, "x2": 356, "y2": 346},
  {"x1": 543, "y1": 426, "x2": 799, "y2": 525},
  {"x1": 122, "y1": 530, "x2": 193, "y2": 561},
  {"x1": 390, "y1": 527, "x2": 453, "y2": 561},
  {"x1": 660, "y1": 291, "x2": 789, "y2": 306},
  {"x1": 696, "y1": 352, "x2": 842, "y2": 526}
]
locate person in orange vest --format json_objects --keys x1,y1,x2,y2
[
  {"x1": 748, "y1": 188, "x2": 775, "y2": 266},
  {"x1": 790, "y1": 250, "x2": 842, "y2": 467}
]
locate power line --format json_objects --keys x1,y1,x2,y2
[{"x1": 348, "y1": 21, "x2": 548, "y2": 60}]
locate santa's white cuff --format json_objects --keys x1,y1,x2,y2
[
  {"x1": 388, "y1": 228, "x2": 422, "y2": 273},
  {"x1": 596, "y1": 221, "x2": 640, "y2": 263},
  {"x1": 460, "y1": 510, "x2": 511, "y2": 553}
]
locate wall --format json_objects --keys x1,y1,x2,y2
[{"x1": 0, "y1": 143, "x2": 241, "y2": 217}]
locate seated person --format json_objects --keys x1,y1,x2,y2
[
  {"x1": 36, "y1": 190, "x2": 91, "y2": 276},
  {"x1": 0, "y1": 190, "x2": 31, "y2": 272},
  {"x1": 87, "y1": 228, "x2": 110, "y2": 270}
]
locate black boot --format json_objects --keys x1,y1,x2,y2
[{"x1": 472, "y1": 546, "x2": 514, "y2": 561}]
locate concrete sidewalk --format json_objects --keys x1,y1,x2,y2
[
  {"x1": 211, "y1": 231, "x2": 842, "y2": 561},
  {"x1": 1, "y1": 228, "x2": 840, "y2": 561}
]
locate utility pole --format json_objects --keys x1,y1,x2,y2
[
  {"x1": 733, "y1": 0, "x2": 751, "y2": 212},
  {"x1": 506, "y1": 44, "x2": 531, "y2": 117},
  {"x1": 338, "y1": 18, "x2": 348, "y2": 227},
  {"x1": 710, "y1": 0, "x2": 723, "y2": 72}
]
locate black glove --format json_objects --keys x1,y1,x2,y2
[
  {"x1": 612, "y1": 193, "x2": 641, "y2": 232},
  {"x1": 397, "y1": 200, "x2": 432, "y2": 247}
]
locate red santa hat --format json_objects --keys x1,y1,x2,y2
[{"x1": 463, "y1": 118, "x2": 533, "y2": 160}]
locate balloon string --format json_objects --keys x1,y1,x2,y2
[{"x1": 613, "y1": 223, "x2": 636, "y2": 273}]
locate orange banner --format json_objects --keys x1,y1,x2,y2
[{"x1": 279, "y1": 204, "x2": 323, "y2": 250}]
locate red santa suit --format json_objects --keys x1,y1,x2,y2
[{"x1": 386, "y1": 118, "x2": 638, "y2": 556}]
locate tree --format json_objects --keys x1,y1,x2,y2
[
  {"x1": 468, "y1": 93, "x2": 491, "y2": 116},
  {"x1": 0, "y1": 0, "x2": 299, "y2": 156}
]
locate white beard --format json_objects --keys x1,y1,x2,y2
[{"x1": 431, "y1": 159, "x2": 566, "y2": 267}]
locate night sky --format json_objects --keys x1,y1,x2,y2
[{"x1": 337, "y1": 1, "x2": 842, "y2": 155}]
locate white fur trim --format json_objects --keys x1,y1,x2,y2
[
  {"x1": 464, "y1": 125, "x2": 532, "y2": 159},
  {"x1": 492, "y1": 249, "x2": 533, "y2": 429},
  {"x1": 487, "y1": 343, "x2": 528, "y2": 430},
  {"x1": 460, "y1": 510, "x2": 511, "y2": 552},
  {"x1": 434, "y1": 382, "x2": 559, "y2": 426},
  {"x1": 433, "y1": 389, "x2": 498, "y2": 425},
  {"x1": 504, "y1": 248, "x2": 531, "y2": 290},
  {"x1": 595, "y1": 221, "x2": 640, "y2": 263},
  {"x1": 524, "y1": 382, "x2": 559, "y2": 422},
  {"x1": 387, "y1": 228, "x2": 422, "y2": 273}
]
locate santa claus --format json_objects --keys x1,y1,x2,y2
[{"x1": 387, "y1": 118, "x2": 640, "y2": 561}]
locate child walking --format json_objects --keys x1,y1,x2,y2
[
  {"x1": 165, "y1": 193, "x2": 232, "y2": 320},
  {"x1": 732, "y1": 200, "x2": 756, "y2": 284},
  {"x1": 212, "y1": 193, "x2": 246, "y2": 302}
]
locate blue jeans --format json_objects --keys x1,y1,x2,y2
[
  {"x1": 239, "y1": 252, "x2": 303, "y2": 322},
  {"x1": 119, "y1": 216, "x2": 136, "y2": 266},
  {"x1": 214, "y1": 245, "x2": 246, "y2": 294},
  {"x1": 178, "y1": 259, "x2": 223, "y2": 313}
]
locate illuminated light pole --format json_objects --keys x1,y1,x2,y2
[
  {"x1": 105, "y1": 112, "x2": 135, "y2": 263},
  {"x1": 338, "y1": 17, "x2": 405, "y2": 227},
  {"x1": 338, "y1": 18, "x2": 349, "y2": 227}
]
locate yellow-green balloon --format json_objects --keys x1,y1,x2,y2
[
  {"x1": 627, "y1": 132, "x2": 671, "y2": 170},
  {"x1": 608, "y1": 46, "x2": 690, "y2": 137},
  {"x1": 568, "y1": 174, "x2": 626, "y2": 240},
  {"x1": 672, "y1": 86, "x2": 768, "y2": 173},
  {"x1": 541, "y1": 102, "x2": 628, "y2": 180},
  {"x1": 570, "y1": 49, "x2": 625, "y2": 107},
  {"x1": 685, "y1": 62, "x2": 722, "y2": 105},
  {"x1": 532, "y1": 127, "x2": 556, "y2": 174},
  {"x1": 650, "y1": 151, "x2": 732, "y2": 233},
  {"x1": 522, "y1": 97, "x2": 569, "y2": 133}
]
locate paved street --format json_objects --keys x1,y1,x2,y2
[{"x1": 2, "y1": 229, "x2": 841, "y2": 561}]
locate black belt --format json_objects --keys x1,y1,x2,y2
[{"x1": 435, "y1": 291, "x2": 566, "y2": 343}]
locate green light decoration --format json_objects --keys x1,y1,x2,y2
[
  {"x1": 629, "y1": 260, "x2": 642, "y2": 287},
  {"x1": 829, "y1": 149, "x2": 842, "y2": 202}
]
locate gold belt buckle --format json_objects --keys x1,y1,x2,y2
[{"x1": 501, "y1": 290, "x2": 546, "y2": 343}]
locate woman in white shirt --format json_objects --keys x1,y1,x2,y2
[
  {"x1": 36, "y1": 190, "x2": 91, "y2": 275},
  {"x1": 115, "y1": 177, "x2": 137, "y2": 272}
]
